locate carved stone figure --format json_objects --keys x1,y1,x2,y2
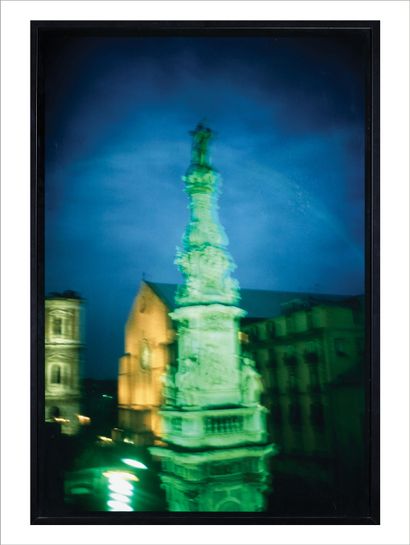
[
  {"x1": 241, "y1": 354, "x2": 263, "y2": 406},
  {"x1": 176, "y1": 356, "x2": 199, "y2": 407}
]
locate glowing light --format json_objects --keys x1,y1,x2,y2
[
  {"x1": 107, "y1": 500, "x2": 133, "y2": 511},
  {"x1": 102, "y1": 394, "x2": 113, "y2": 399},
  {"x1": 102, "y1": 471, "x2": 139, "y2": 482},
  {"x1": 97, "y1": 435, "x2": 113, "y2": 443},
  {"x1": 54, "y1": 417, "x2": 70, "y2": 424},
  {"x1": 76, "y1": 414, "x2": 91, "y2": 424},
  {"x1": 108, "y1": 482, "x2": 133, "y2": 496},
  {"x1": 121, "y1": 458, "x2": 148, "y2": 470},
  {"x1": 109, "y1": 493, "x2": 131, "y2": 503},
  {"x1": 238, "y1": 331, "x2": 249, "y2": 343},
  {"x1": 123, "y1": 438, "x2": 134, "y2": 444}
]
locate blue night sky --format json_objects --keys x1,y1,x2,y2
[{"x1": 44, "y1": 32, "x2": 367, "y2": 378}]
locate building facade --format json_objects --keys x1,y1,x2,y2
[
  {"x1": 242, "y1": 296, "x2": 365, "y2": 458},
  {"x1": 118, "y1": 281, "x2": 176, "y2": 443},
  {"x1": 45, "y1": 291, "x2": 83, "y2": 435}
]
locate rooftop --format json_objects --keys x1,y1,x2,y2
[
  {"x1": 145, "y1": 281, "x2": 362, "y2": 320},
  {"x1": 46, "y1": 290, "x2": 83, "y2": 300}
]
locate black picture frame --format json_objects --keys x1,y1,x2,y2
[{"x1": 31, "y1": 19, "x2": 380, "y2": 525}]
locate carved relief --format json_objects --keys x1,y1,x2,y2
[
  {"x1": 175, "y1": 356, "x2": 200, "y2": 407},
  {"x1": 241, "y1": 354, "x2": 263, "y2": 406}
]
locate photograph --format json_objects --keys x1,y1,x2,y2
[{"x1": 31, "y1": 20, "x2": 379, "y2": 524}]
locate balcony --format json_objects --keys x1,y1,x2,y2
[
  {"x1": 204, "y1": 415, "x2": 244, "y2": 434},
  {"x1": 160, "y1": 406, "x2": 268, "y2": 449}
]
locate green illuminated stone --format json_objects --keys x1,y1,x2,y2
[
  {"x1": 160, "y1": 122, "x2": 267, "y2": 441},
  {"x1": 175, "y1": 123, "x2": 239, "y2": 307},
  {"x1": 151, "y1": 123, "x2": 274, "y2": 512}
]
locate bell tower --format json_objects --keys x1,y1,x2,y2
[
  {"x1": 45, "y1": 291, "x2": 83, "y2": 435},
  {"x1": 151, "y1": 124, "x2": 274, "y2": 511}
]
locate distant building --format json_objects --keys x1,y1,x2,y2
[
  {"x1": 117, "y1": 280, "x2": 364, "y2": 451},
  {"x1": 241, "y1": 295, "x2": 365, "y2": 457},
  {"x1": 45, "y1": 291, "x2": 84, "y2": 435}
]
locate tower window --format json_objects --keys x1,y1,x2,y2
[
  {"x1": 52, "y1": 317, "x2": 62, "y2": 335},
  {"x1": 51, "y1": 364, "x2": 62, "y2": 384}
]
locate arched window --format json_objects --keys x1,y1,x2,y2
[
  {"x1": 52, "y1": 317, "x2": 62, "y2": 335},
  {"x1": 51, "y1": 364, "x2": 61, "y2": 384}
]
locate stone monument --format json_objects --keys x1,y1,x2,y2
[{"x1": 151, "y1": 123, "x2": 275, "y2": 511}]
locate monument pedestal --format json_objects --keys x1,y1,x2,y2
[
  {"x1": 160, "y1": 405, "x2": 268, "y2": 449},
  {"x1": 150, "y1": 443, "x2": 275, "y2": 512}
]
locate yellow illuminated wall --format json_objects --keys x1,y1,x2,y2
[{"x1": 118, "y1": 282, "x2": 175, "y2": 442}]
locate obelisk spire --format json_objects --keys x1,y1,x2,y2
[{"x1": 175, "y1": 122, "x2": 239, "y2": 306}]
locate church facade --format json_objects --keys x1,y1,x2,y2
[{"x1": 118, "y1": 281, "x2": 176, "y2": 443}]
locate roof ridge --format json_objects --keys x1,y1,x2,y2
[{"x1": 144, "y1": 280, "x2": 360, "y2": 299}]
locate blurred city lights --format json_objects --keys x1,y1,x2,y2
[
  {"x1": 76, "y1": 414, "x2": 91, "y2": 425},
  {"x1": 121, "y1": 458, "x2": 148, "y2": 470},
  {"x1": 102, "y1": 471, "x2": 139, "y2": 482},
  {"x1": 54, "y1": 417, "x2": 70, "y2": 424},
  {"x1": 107, "y1": 500, "x2": 133, "y2": 511},
  {"x1": 103, "y1": 469, "x2": 136, "y2": 512},
  {"x1": 108, "y1": 481, "x2": 133, "y2": 495},
  {"x1": 110, "y1": 493, "x2": 131, "y2": 503},
  {"x1": 97, "y1": 435, "x2": 113, "y2": 443}
]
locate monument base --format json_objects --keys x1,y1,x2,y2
[{"x1": 150, "y1": 443, "x2": 276, "y2": 512}]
